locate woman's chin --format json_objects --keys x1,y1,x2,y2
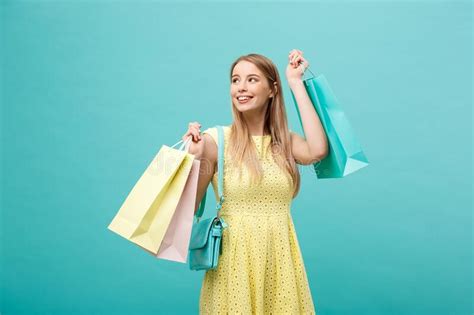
[{"x1": 234, "y1": 102, "x2": 257, "y2": 113}]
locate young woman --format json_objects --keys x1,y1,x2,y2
[{"x1": 182, "y1": 49, "x2": 328, "y2": 314}]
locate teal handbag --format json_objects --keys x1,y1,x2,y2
[
  {"x1": 188, "y1": 125, "x2": 228, "y2": 271},
  {"x1": 290, "y1": 68, "x2": 369, "y2": 178}
]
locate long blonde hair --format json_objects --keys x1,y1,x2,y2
[{"x1": 227, "y1": 53, "x2": 301, "y2": 198}]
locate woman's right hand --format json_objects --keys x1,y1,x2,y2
[{"x1": 182, "y1": 121, "x2": 202, "y2": 143}]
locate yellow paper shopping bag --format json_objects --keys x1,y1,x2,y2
[{"x1": 108, "y1": 137, "x2": 195, "y2": 254}]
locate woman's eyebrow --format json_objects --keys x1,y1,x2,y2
[{"x1": 231, "y1": 74, "x2": 261, "y2": 78}]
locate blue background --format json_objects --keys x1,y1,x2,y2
[{"x1": 1, "y1": 1, "x2": 472, "y2": 314}]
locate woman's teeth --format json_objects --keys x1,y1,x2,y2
[{"x1": 237, "y1": 96, "x2": 253, "y2": 103}]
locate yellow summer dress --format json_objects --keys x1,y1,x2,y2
[{"x1": 199, "y1": 125, "x2": 316, "y2": 314}]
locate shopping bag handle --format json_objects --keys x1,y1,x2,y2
[
  {"x1": 170, "y1": 135, "x2": 193, "y2": 152},
  {"x1": 301, "y1": 64, "x2": 316, "y2": 81},
  {"x1": 195, "y1": 125, "x2": 225, "y2": 222}
]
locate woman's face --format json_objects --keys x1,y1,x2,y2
[{"x1": 231, "y1": 60, "x2": 275, "y2": 114}]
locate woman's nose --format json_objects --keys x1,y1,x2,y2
[{"x1": 238, "y1": 83, "x2": 247, "y2": 92}]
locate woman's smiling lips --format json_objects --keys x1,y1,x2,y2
[{"x1": 237, "y1": 95, "x2": 254, "y2": 104}]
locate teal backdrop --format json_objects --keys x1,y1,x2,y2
[{"x1": 1, "y1": 1, "x2": 472, "y2": 314}]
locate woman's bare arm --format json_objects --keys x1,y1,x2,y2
[
  {"x1": 188, "y1": 134, "x2": 217, "y2": 214},
  {"x1": 286, "y1": 50, "x2": 328, "y2": 165}
]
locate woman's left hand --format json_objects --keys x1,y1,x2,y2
[{"x1": 285, "y1": 49, "x2": 310, "y2": 85}]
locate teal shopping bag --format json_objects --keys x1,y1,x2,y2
[{"x1": 290, "y1": 69, "x2": 369, "y2": 178}]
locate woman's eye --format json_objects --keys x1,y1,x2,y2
[{"x1": 231, "y1": 77, "x2": 257, "y2": 83}]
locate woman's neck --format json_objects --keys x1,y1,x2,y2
[{"x1": 242, "y1": 105, "x2": 269, "y2": 136}]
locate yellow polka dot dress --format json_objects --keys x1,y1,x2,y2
[{"x1": 199, "y1": 125, "x2": 316, "y2": 314}]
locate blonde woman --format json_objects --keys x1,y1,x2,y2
[{"x1": 182, "y1": 49, "x2": 328, "y2": 314}]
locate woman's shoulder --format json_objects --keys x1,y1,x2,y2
[
  {"x1": 202, "y1": 124, "x2": 231, "y2": 143},
  {"x1": 202, "y1": 126, "x2": 217, "y2": 143}
]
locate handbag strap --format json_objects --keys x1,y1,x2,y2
[{"x1": 195, "y1": 125, "x2": 225, "y2": 222}]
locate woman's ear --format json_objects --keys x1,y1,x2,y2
[{"x1": 270, "y1": 82, "x2": 278, "y2": 98}]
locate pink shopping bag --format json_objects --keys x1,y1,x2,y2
[{"x1": 138, "y1": 158, "x2": 200, "y2": 263}]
